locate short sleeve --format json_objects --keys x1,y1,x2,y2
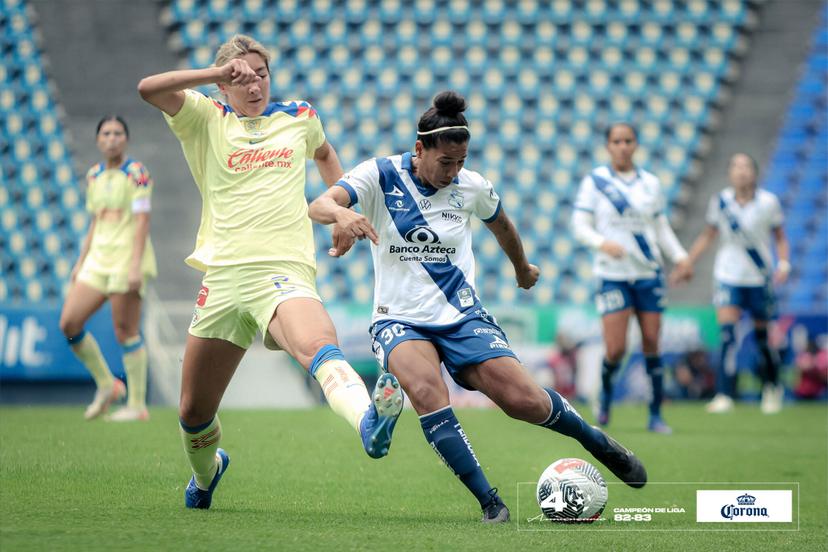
[
  {"x1": 127, "y1": 161, "x2": 153, "y2": 213},
  {"x1": 162, "y1": 89, "x2": 218, "y2": 141},
  {"x1": 474, "y1": 178, "x2": 501, "y2": 223},
  {"x1": 705, "y1": 194, "x2": 720, "y2": 226},
  {"x1": 768, "y1": 193, "x2": 784, "y2": 228},
  {"x1": 335, "y1": 159, "x2": 380, "y2": 210},
  {"x1": 573, "y1": 175, "x2": 597, "y2": 212},
  {"x1": 304, "y1": 105, "x2": 326, "y2": 159}
]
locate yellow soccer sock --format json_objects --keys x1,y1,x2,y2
[
  {"x1": 122, "y1": 335, "x2": 147, "y2": 409},
  {"x1": 311, "y1": 346, "x2": 371, "y2": 433},
  {"x1": 180, "y1": 416, "x2": 221, "y2": 490},
  {"x1": 69, "y1": 330, "x2": 114, "y2": 389}
]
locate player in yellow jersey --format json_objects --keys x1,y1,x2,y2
[
  {"x1": 59, "y1": 116, "x2": 156, "y2": 422},
  {"x1": 138, "y1": 34, "x2": 403, "y2": 510}
]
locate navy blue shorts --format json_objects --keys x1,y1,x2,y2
[
  {"x1": 713, "y1": 281, "x2": 776, "y2": 320},
  {"x1": 370, "y1": 311, "x2": 518, "y2": 391},
  {"x1": 596, "y1": 276, "x2": 666, "y2": 315}
]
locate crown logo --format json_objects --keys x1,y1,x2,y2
[{"x1": 736, "y1": 494, "x2": 756, "y2": 505}]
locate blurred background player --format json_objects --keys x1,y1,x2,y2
[
  {"x1": 571, "y1": 123, "x2": 693, "y2": 434},
  {"x1": 58, "y1": 116, "x2": 155, "y2": 422},
  {"x1": 681, "y1": 153, "x2": 790, "y2": 414},
  {"x1": 310, "y1": 91, "x2": 647, "y2": 523},
  {"x1": 137, "y1": 34, "x2": 402, "y2": 510}
]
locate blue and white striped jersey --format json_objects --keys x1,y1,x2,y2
[{"x1": 336, "y1": 152, "x2": 501, "y2": 326}]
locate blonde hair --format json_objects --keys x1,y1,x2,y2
[{"x1": 214, "y1": 34, "x2": 271, "y2": 72}]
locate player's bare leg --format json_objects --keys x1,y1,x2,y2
[
  {"x1": 59, "y1": 281, "x2": 123, "y2": 419},
  {"x1": 268, "y1": 298, "x2": 402, "y2": 458},
  {"x1": 598, "y1": 308, "x2": 632, "y2": 426},
  {"x1": 179, "y1": 335, "x2": 244, "y2": 509},
  {"x1": 389, "y1": 341, "x2": 508, "y2": 523},
  {"x1": 107, "y1": 290, "x2": 148, "y2": 421}
]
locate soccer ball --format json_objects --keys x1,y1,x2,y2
[{"x1": 536, "y1": 458, "x2": 608, "y2": 523}]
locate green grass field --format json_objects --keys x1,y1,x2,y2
[{"x1": 1, "y1": 403, "x2": 826, "y2": 551}]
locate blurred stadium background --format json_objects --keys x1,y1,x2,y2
[{"x1": 0, "y1": 0, "x2": 826, "y2": 410}]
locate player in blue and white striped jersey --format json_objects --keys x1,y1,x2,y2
[
  {"x1": 571, "y1": 123, "x2": 693, "y2": 434},
  {"x1": 310, "y1": 92, "x2": 647, "y2": 523},
  {"x1": 682, "y1": 153, "x2": 790, "y2": 414}
]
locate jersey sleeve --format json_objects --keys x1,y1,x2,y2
[
  {"x1": 473, "y1": 177, "x2": 501, "y2": 222},
  {"x1": 768, "y1": 193, "x2": 784, "y2": 228},
  {"x1": 573, "y1": 175, "x2": 597, "y2": 212},
  {"x1": 704, "y1": 194, "x2": 720, "y2": 226},
  {"x1": 304, "y1": 104, "x2": 326, "y2": 159},
  {"x1": 127, "y1": 161, "x2": 153, "y2": 213},
  {"x1": 162, "y1": 89, "x2": 218, "y2": 141},
  {"x1": 335, "y1": 159, "x2": 380, "y2": 211}
]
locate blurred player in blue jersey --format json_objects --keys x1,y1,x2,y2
[
  {"x1": 138, "y1": 34, "x2": 402, "y2": 510},
  {"x1": 309, "y1": 91, "x2": 647, "y2": 523},
  {"x1": 59, "y1": 116, "x2": 156, "y2": 422},
  {"x1": 680, "y1": 153, "x2": 790, "y2": 414},
  {"x1": 571, "y1": 123, "x2": 693, "y2": 434}
]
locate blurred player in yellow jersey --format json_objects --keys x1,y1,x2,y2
[
  {"x1": 59, "y1": 116, "x2": 156, "y2": 422},
  {"x1": 138, "y1": 34, "x2": 403, "y2": 510}
]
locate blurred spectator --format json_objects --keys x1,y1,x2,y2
[
  {"x1": 793, "y1": 340, "x2": 828, "y2": 400},
  {"x1": 674, "y1": 349, "x2": 717, "y2": 400}
]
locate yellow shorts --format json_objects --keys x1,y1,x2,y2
[
  {"x1": 77, "y1": 264, "x2": 150, "y2": 296},
  {"x1": 188, "y1": 261, "x2": 321, "y2": 350}
]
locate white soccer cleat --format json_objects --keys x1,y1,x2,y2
[
  {"x1": 705, "y1": 394, "x2": 734, "y2": 413},
  {"x1": 106, "y1": 406, "x2": 150, "y2": 422},
  {"x1": 760, "y1": 384, "x2": 783, "y2": 414},
  {"x1": 84, "y1": 379, "x2": 126, "y2": 420}
]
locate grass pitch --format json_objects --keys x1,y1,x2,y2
[{"x1": 1, "y1": 402, "x2": 826, "y2": 551}]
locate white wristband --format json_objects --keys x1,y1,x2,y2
[{"x1": 777, "y1": 259, "x2": 791, "y2": 274}]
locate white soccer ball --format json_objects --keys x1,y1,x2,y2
[{"x1": 536, "y1": 458, "x2": 608, "y2": 523}]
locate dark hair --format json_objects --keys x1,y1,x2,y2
[
  {"x1": 605, "y1": 122, "x2": 637, "y2": 141},
  {"x1": 96, "y1": 115, "x2": 129, "y2": 139},
  {"x1": 416, "y1": 90, "x2": 470, "y2": 148}
]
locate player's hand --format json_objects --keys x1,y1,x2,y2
[
  {"x1": 668, "y1": 258, "x2": 694, "y2": 286},
  {"x1": 328, "y1": 224, "x2": 356, "y2": 257},
  {"x1": 516, "y1": 263, "x2": 540, "y2": 289},
  {"x1": 127, "y1": 266, "x2": 142, "y2": 292},
  {"x1": 773, "y1": 266, "x2": 790, "y2": 285},
  {"x1": 599, "y1": 240, "x2": 626, "y2": 259},
  {"x1": 333, "y1": 209, "x2": 379, "y2": 245},
  {"x1": 217, "y1": 58, "x2": 259, "y2": 86}
]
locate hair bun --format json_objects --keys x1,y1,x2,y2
[{"x1": 432, "y1": 90, "x2": 467, "y2": 117}]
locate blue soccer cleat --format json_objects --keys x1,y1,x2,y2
[
  {"x1": 647, "y1": 416, "x2": 673, "y2": 435},
  {"x1": 360, "y1": 373, "x2": 404, "y2": 459},
  {"x1": 185, "y1": 448, "x2": 230, "y2": 509}
]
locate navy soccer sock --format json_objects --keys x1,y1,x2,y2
[
  {"x1": 718, "y1": 324, "x2": 737, "y2": 397},
  {"x1": 754, "y1": 327, "x2": 779, "y2": 385},
  {"x1": 600, "y1": 359, "x2": 620, "y2": 413},
  {"x1": 420, "y1": 406, "x2": 493, "y2": 507},
  {"x1": 538, "y1": 388, "x2": 608, "y2": 455},
  {"x1": 645, "y1": 356, "x2": 664, "y2": 417}
]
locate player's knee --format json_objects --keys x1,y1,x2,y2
[
  {"x1": 178, "y1": 399, "x2": 213, "y2": 427},
  {"x1": 59, "y1": 316, "x2": 82, "y2": 339},
  {"x1": 605, "y1": 345, "x2": 626, "y2": 364}
]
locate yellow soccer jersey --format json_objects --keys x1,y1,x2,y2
[
  {"x1": 163, "y1": 90, "x2": 326, "y2": 272},
  {"x1": 84, "y1": 159, "x2": 157, "y2": 277}
]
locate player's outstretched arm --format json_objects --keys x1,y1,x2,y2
[
  {"x1": 309, "y1": 187, "x2": 378, "y2": 257},
  {"x1": 484, "y1": 208, "x2": 539, "y2": 289},
  {"x1": 137, "y1": 59, "x2": 258, "y2": 116},
  {"x1": 670, "y1": 223, "x2": 717, "y2": 286}
]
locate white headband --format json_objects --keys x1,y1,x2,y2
[{"x1": 416, "y1": 125, "x2": 470, "y2": 136}]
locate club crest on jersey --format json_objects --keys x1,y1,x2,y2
[
  {"x1": 404, "y1": 225, "x2": 440, "y2": 244},
  {"x1": 243, "y1": 119, "x2": 265, "y2": 137},
  {"x1": 448, "y1": 189, "x2": 465, "y2": 209}
]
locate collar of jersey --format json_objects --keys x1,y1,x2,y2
[
  {"x1": 608, "y1": 165, "x2": 641, "y2": 185},
  {"x1": 222, "y1": 101, "x2": 283, "y2": 118},
  {"x1": 401, "y1": 152, "x2": 460, "y2": 197}
]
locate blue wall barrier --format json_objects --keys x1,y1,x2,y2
[{"x1": 0, "y1": 303, "x2": 125, "y2": 381}]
